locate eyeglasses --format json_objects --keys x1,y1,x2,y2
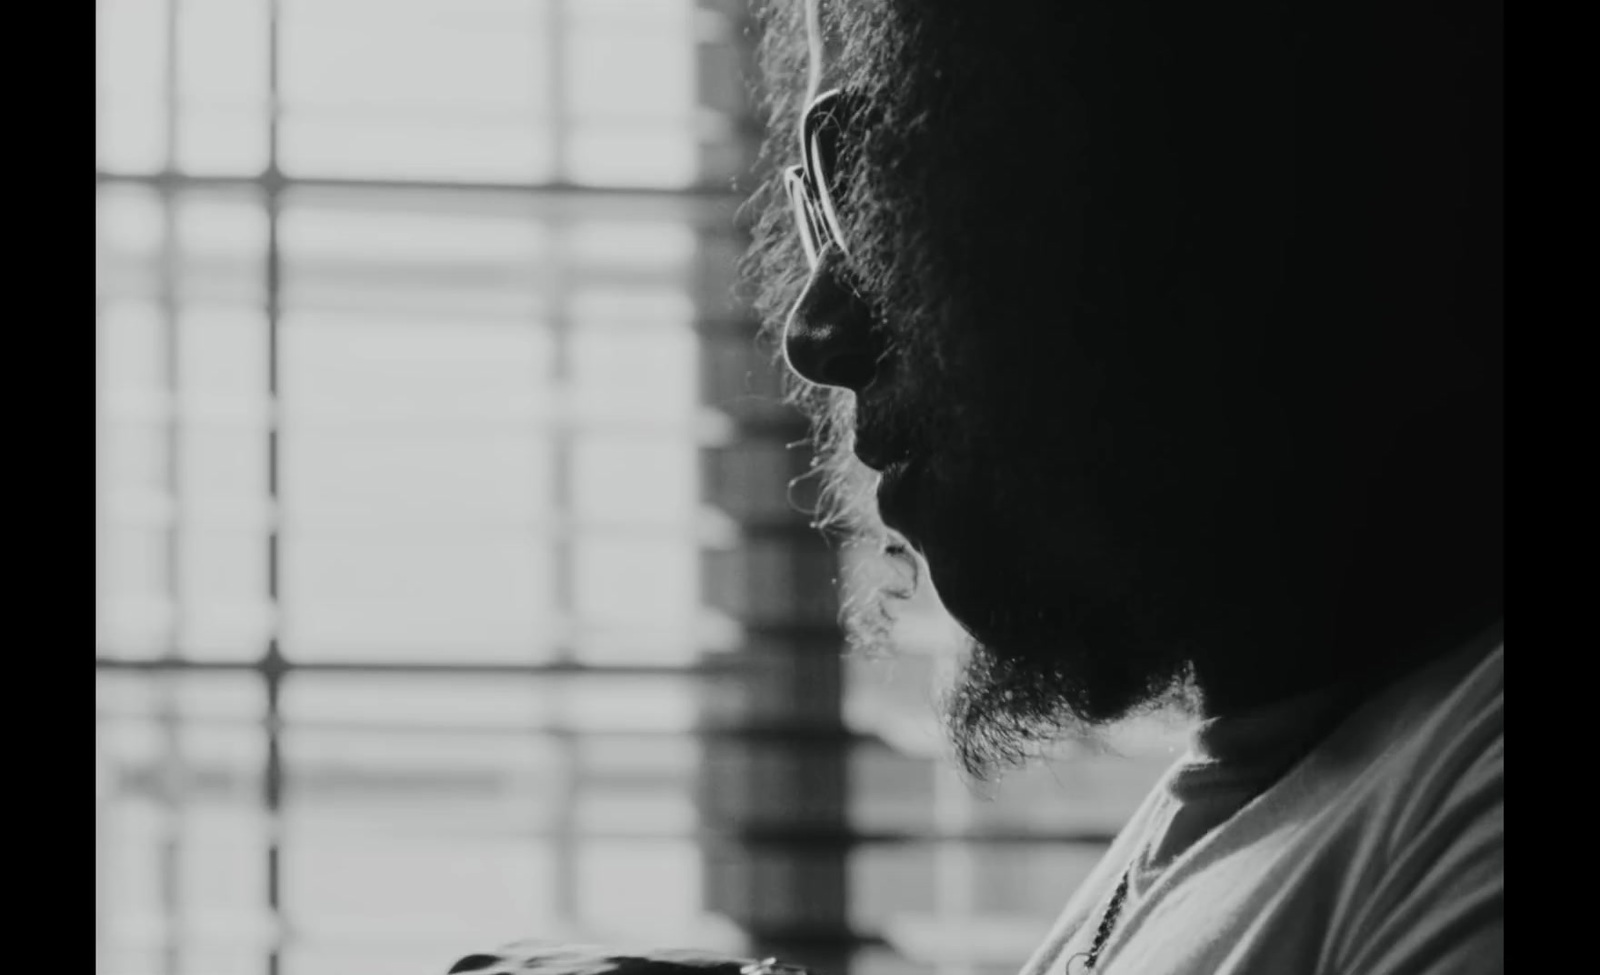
[{"x1": 783, "y1": 88, "x2": 858, "y2": 268}]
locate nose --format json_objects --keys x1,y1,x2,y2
[{"x1": 783, "y1": 246, "x2": 885, "y2": 392}]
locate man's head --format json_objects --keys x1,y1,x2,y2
[{"x1": 742, "y1": 0, "x2": 1503, "y2": 780}]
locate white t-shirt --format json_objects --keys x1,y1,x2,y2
[{"x1": 1021, "y1": 629, "x2": 1504, "y2": 975}]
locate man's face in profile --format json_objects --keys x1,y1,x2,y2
[
  {"x1": 748, "y1": 1, "x2": 1226, "y2": 777},
  {"x1": 744, "y1": 1, "x2": 1501, "y2": 779}
]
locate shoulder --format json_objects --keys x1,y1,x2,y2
[
  {"x1": 1375, "y1": 638, "x2": 1502, "y2": 850},
  {"x1": 1323, "y1": 639, "x2": 1503, "y2": 975}
]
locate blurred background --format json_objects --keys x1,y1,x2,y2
[{"x1": 94, "y1": 2, "x2": 1187, "y2": 974}]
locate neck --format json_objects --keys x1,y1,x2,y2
[
  {"x1": 1192, "y1": 605, "x2": 1502, "y2": 720},
  {"x1": 1196, "y1": 402, "x2": 1503, "y2": 720}
]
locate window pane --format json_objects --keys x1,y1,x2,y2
[
  {"x1": 568, "y1": 318, "x2": 699, "y2": 426},
  {"x1": 178, "y1": 106, "x2": 272, "y2": 174},
  {"x1": 176, "y1": 0, "x2": 270, "y2": 174},
  {"x1": 278, "y1": 312, "x2": 553, "y2": 424},
  {"x1": 280, "y1": 537, "x2": 556, "y2": 661},
  {"x1": 281, "y1": 197, "x2": 548, "y2": 319},
  {"x1": 576, "y1": 841, "x2": 703, "y2": 933},
  {"x1": 282, "y1": 828, "x2": 553, "y2": 945},
  {"x1": 572, "y1": 435, "x2": 697, "y2": 527},
  {"x1": 278, "y1": 0, "x2": 549, "y2": 182},
  {"x1": 179, "y1": 305, "x2": 270, "y2": 403},
  {"x1": 97, "y1": 674, "x2": 270, "y2": 971},
  {"x1": 567, "y1": 33, "x2": 693, "y2": 121},
  {"x1": 555, "y1": 675, "x2": 698, "y2": 733},
  {"x1": 281, "y1": 117, "x2": 557, "y2": 183},
  {"x1": 177, "y1": 193, "x2": 267, "y2": 265},
  {"x1": 279, "y1": 0, "x2": 545, "y2": 109},
  {"x1": 97, "y1": 0, "x2": 171, "y2": 172},
  {"x1": 276, "y1": 671, "x2": 711, "y2": 957},
  {"x1": 179, "y1": 529, "x2": 272, "y2": 659},
  {"x1": 573, "y1": 538, "x2": 698, "y2": 625},
  {"x1": 102, "y1": 301, "x2": 168, "y2": 395},
  {"x1": 281, "y1": 432, "x2": 552, "y2": 526},
  {"x1": 566, "y1": 220, "x2": 697, "y2": 273},
  {"x1": 180, "y1": 426, "x2": 268, "y2": 500},
  {"x1": 178, "y1": 0, "x2": 270, "y2": 106},
  {"x1": 566, "y1": 126, "x2": 698, "y2": 188}
]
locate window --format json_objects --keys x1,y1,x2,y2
[{"x1": 96, "y1": 4, "x2": 1184, "y2": 975}]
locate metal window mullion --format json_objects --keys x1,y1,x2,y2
[
  {"x1": 94, "y1": 171, "x2": 745, "y2": 213},
  {"x1": 543, "y1": 0, "x2": 581, "y2": 930},
  {"x1": 156, "y1": 2, "x2": 187, "y2": 972},
  {"x1": 548, "y1": 0, "x2": 570, "y2": 182},
  {"x1": 93, "y1": 656, "x2": 743, "y2": 678},
  {"x1": 263, "y1": 0, "x2": 287, "y2": 971}
]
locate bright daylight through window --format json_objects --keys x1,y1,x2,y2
[{"x1": 95, "y1": 3, "x2": 1183, "y2": 975}]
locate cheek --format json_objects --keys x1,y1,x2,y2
[{"x1": 918, "y1": 450, "x2": 1131, "y2": 597}]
